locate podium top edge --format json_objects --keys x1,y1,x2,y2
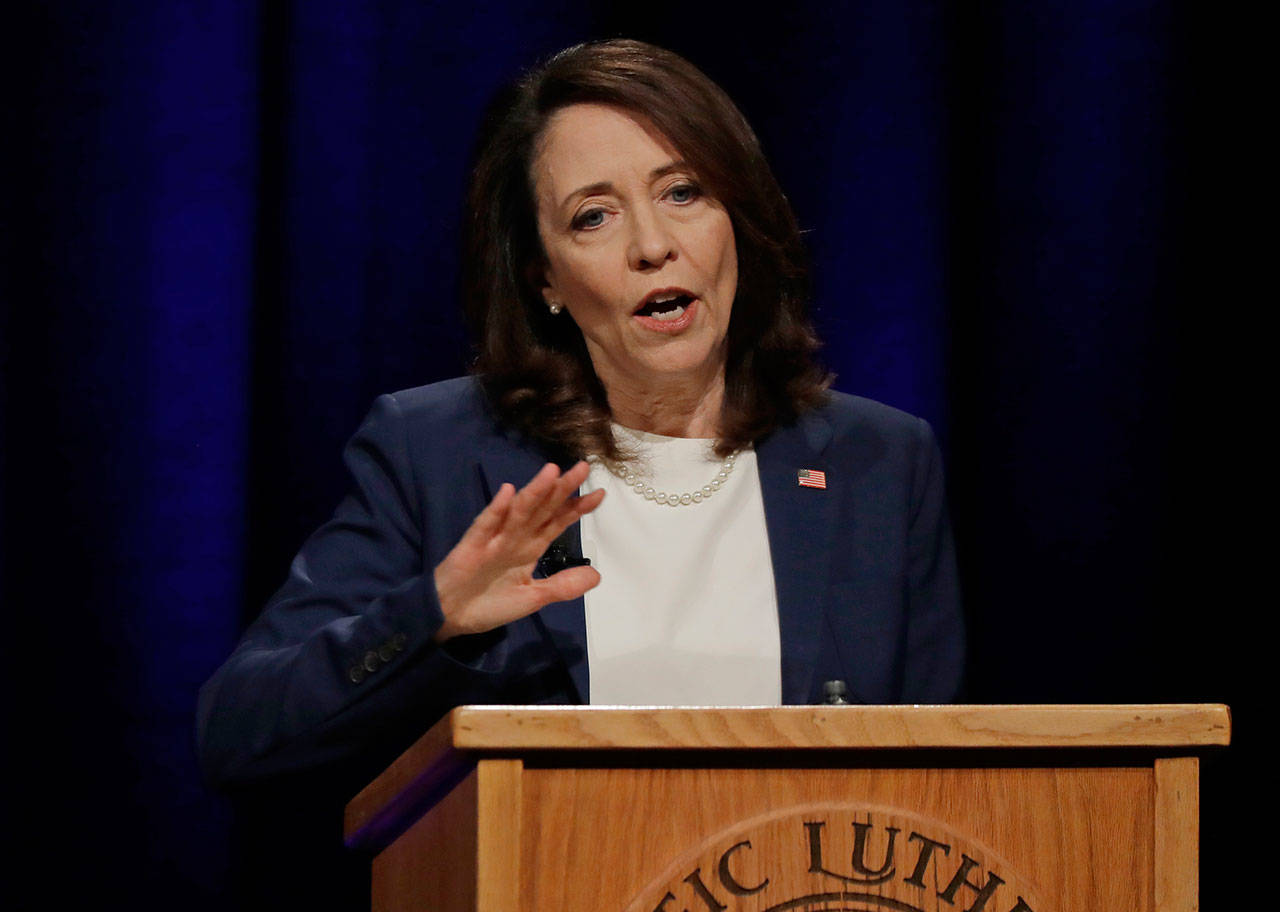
[
  {"x1": 443, "y1": 703, "x2": 1231, "y2": 750},
  {"x1": 343, "y1": 704, "x2": 1228, "y2": 848}
]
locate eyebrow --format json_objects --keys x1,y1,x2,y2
[{"x1": 558, "y1": 160, "x2": 691, "y2": 209}]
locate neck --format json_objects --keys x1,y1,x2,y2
[{"x1": 600, "y1": 369, "x2": 725, "y2": 439}]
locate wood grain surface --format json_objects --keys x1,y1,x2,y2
[
  {"x1": 447, "y1": 704, "x2": 1230, "y2": 751},
  {"x1": 1154, "y1": 757, "x2": 1199, "y2": 912},
  {"x1": 369, "y1": 759, "x2": 527, "y2": 912},
  {"x1": 371, "y1": 767, "x2": 479, "y2": 912},
  {"x1": 476, "y1": 759, "x2": 522, "y2": 912},
  {"x1": 520, "y1": 765, "x2": 1153, "y2": 911},
  {"x1": 346, "y1": 711, "x2": 467, "y2": 847}
]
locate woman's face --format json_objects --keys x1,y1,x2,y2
[{"x1": 532, "y1": 103, "x2": 738, "y2": 397}]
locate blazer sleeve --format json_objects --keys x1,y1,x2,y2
[
  {"x1": 901, "y1": 416, "x2": 966, "y2": 701},
  {"x1": 196, "y1": 394, "x2": 504, "y2": 788}
]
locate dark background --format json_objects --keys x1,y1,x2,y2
[{"x1": 4, "y1": 1, "x2": 1255, "y2": 907}]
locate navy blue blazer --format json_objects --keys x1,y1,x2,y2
[{"x1": 198, "y1": 377, "x2": 963, "y2": 787}]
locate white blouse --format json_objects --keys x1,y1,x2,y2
[{"x1": 579, "y1": 425, "x2": 782, "y2": 706}]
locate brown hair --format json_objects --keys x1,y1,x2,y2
[{"x1": 462, "y1": 39, "x2": 831, "y2": 459}]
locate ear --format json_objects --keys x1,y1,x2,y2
[
  {"x1": 522, "y1": 259, "x2": 546, "y2": 291},
  {"x1": 528, "y1": 260, "x2": 561, "y2": 310}
]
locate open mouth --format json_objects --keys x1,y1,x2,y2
[{"x1": 634, "y1": 290, "x2": 695, "y2": 323}]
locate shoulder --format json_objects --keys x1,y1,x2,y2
[
  {"x1": 354, "y1": 376, "x2": 548, "y2": 486},
  {"x1": 341, "y1": 376, "x2": 508, "y2": 472},
  {"x1": 809, "y1": 389, "x2": 934, "y2": 451},
  {"x1": 359, "y1": 376, "x2": 507, "y2": 444},
  {"x1": 786, "y1": 392, "x2": 948, "y2": 522},
  {"x1": 791, "y1": 390, "x2": 943, "y2": 499},
  {"x1": 380, "y1": 375, "x2": 491, "y2": 423},
  {"x1": 758, "y1": 390, "x2": 939, "y2": 498}
]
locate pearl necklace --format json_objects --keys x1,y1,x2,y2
[{"x1": 594, "y1": 449, "x2": 741, "y2": 507}]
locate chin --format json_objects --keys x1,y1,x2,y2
[{"x1": 639, "y1": 349, "x2": 721, "y2": 379}]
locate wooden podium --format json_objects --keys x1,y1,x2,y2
[{"x1": 344, "y1": 704, "x2": 1229, "y2": 911}]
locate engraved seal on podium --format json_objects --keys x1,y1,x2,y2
[{"x1": 627, "y1": 803, "x2": 1046, "y2": 912}]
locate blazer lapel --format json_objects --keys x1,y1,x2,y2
[
  {"x1": 477, "y1": 439, "x2": 590, "y2": 703},
  {"x1": 756, "y1": 409, "x2": 837, "y2": 704}
]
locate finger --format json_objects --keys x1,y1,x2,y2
[
  {"x1": 526, "y1": 461, "x2": 595, "y2": 533},
  {"x1": 530, "y1": 565, "x2": 602, "y2": 606},
  {"x1": 512, "y1": 490, "x2": 603, "y2": 573},
  {"x1": 531, "y1": 491, "x2": 604, "y2": 553},
  {"x1": 555, "y1": 459, "x2": 592, "y2": 492},
  {"x1": 573, "y1": 485, "x2": 605, "y2": 514},
  {"x1": 513, "y1": 460, "x2": 591, "y2": 531},
  {"x1": 548, "y1": 461, "x2": 593, "y2": 507},
  {"x1": 460, "y1": 482, "x2": 515, "y2": 543},
  {"x1": 508, "y1": 462, "x2": 562, "y2": 526},
  {"x1": 541, "y1": 487, "x2": 605, "y2": 538}
]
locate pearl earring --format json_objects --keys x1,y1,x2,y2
[{"x1": 547, "y1": 301, "x2": 563, "y2": 315}]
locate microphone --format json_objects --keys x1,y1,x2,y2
[
  {"x1": 537, "y1": 529, "x2": 591, "y2": 575},
  {"x1": 822, "y1": 680, "x2": 851, "y2": 705}
]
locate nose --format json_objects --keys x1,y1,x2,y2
[{"x1": 627, "y1": 204, "x2": 676, "y2": 271}]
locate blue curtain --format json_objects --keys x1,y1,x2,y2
[{"x1": 5, "y1": 1, "x2": 1245, "y2": 906}]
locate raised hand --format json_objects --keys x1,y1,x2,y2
[{"x1": 431, "y1": 461, "x2": 604, "y2": 642}]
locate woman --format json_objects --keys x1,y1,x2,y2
[{"x1": 198, "y1": 40, "x2": 963, "y2": 789}]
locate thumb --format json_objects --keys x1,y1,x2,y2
[{"x1": 530, "y1": 565, "x2": 602, "y2": 607}]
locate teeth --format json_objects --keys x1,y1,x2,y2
[
  {"x1": 650, "y1": 292, "x2": 682, "y2": 305},
  {"x1": 649, "y1": 304, "x2": 686, "y2": 321}
]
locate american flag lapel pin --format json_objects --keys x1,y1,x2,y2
[{"x1": 797, "y1": 468, "x2": 827, "y2": 489}]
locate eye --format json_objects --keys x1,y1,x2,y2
[
  {"x1": 667, "y1": 182, "x2": 701, "y2": 204},
  {"x1": 572, "y1": 207, "x2": 607, "y2": 231}
]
